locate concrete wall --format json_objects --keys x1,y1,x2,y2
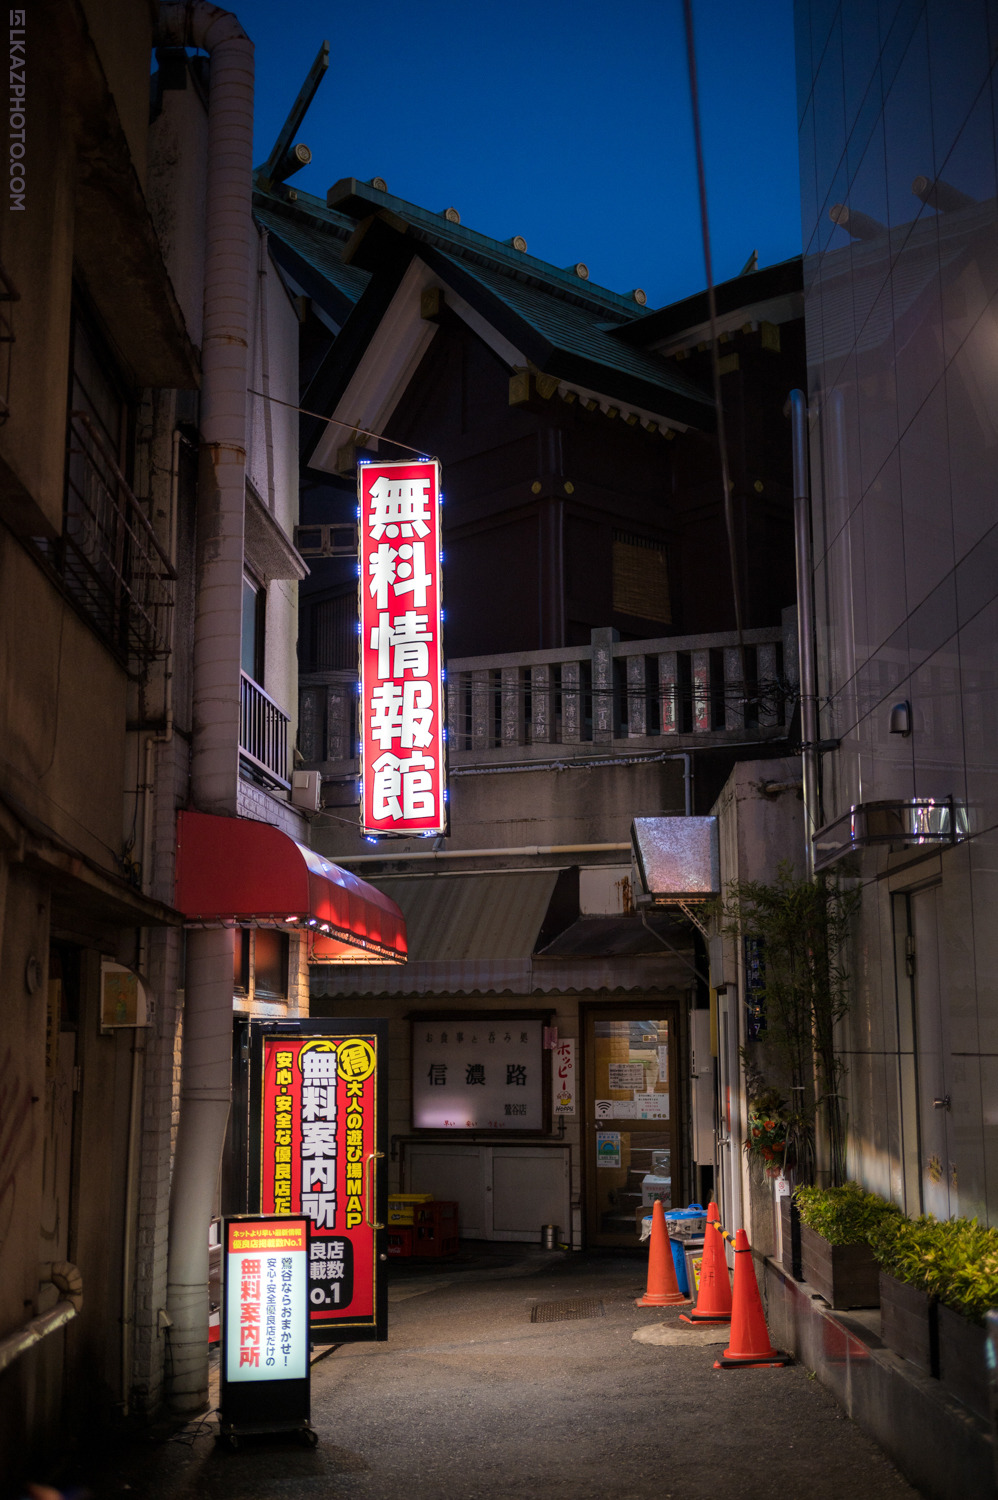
[
  {"x1": 0, "y1": 13, "x2": 75, "y2": 538},
  {"x1": 147, "y1": 61, "x2": 208, "y2": 349},
  {"x1": 710, "y1": 757, "x2": 805, "y2": 1256},
  {"x1": 314, "y1": 757, "x2": 687, "y2": 861},
  {"x1": 250, "y1": 234, "x2": 302, "y2": 743},
  {"x1": 0, "y1": 859, "x2": 52, "y2": 1476},
  {"x1": 78, "y1": 0, "x2": 154, "y2": 189},
  {"x1": 0, "y1": 535, "x2": 128, "y2": 863}
]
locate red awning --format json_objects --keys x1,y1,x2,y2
[{"x1": 174, "y1": 811, "x2": 407, "y2": 964}]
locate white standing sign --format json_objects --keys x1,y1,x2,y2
[{"x1": 224, "y1": 1218, "x2": 309, "y2": 1384}]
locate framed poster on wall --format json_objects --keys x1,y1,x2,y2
[{"x1": 411, "y1": 1012, "x2": 551, "y2": 1133}]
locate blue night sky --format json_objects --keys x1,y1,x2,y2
[{"x1": 232, "y1": 0, "x2": 801, "y2": 311}]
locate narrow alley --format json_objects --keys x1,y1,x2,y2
[{"x1": 71, "y1": 1247, "x2": 918, "y2": 1500}]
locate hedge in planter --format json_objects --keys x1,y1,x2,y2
[
  {"x1": 793, "y1": 1182, "x2": 902, "y2": 1310},
  {"x1": 871, "y1": 1213, "x2": 998, "y2": 1416}
]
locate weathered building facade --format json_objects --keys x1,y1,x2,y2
[{"x1": 0, "y1": 1, "x2": 319, "y2": 1480}]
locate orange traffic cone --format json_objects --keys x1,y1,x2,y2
[
  {"x1": 680, "y1": 1202, "x2": 731, "y2": 1323},
  {"x1": 713, "y1": 1228, "x2": 791, "y2": 1368},
  {"x1": 635, "y1": 1199, "x2": 688, "y2": 1307}
]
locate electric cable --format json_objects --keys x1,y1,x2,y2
[
  {"x1": 681, "y1": 0, "x2": 748, "y2": 680},
  {"x1": 246, "y1": 388, "x2": 436, "y2": 461}
]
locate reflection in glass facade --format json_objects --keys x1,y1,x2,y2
[{"x1": 796, "y1": 0, "x2": 998, "y2": 1221}]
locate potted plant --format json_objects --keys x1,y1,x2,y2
[
  {"x1": 792, "y1": 1182, "x2": 901, "y2": 1310},
  {"x1": 721, "y1": 864, "x2": 859, "y2": 1188},
  {"x1": 744, "y1": 1085, "x2": 795, "y2": 1178},
  {"x1": 871, "y1": 1213, "x2": 998, "y2": 1414},
  {"x1": 869, "y1": 1215, "x2": 939, "y2": 1377}
]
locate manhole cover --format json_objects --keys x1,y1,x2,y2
[{"x1": 530, "y1": 1298, "x2": 605, "y2": 1323}]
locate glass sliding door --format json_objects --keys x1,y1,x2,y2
[{"x1": 583, "y1": 1005, "x2": 680, "y2": 1248}]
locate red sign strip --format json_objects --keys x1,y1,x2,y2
[
  {"x1": 358, "y1": 459, "x2": 447, "y2": 836},
  {"x1": 259, "y1": 1035, "x2": 378, "y2": 1330}
]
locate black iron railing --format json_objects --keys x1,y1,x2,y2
[
  {"x1": 37, "y1": 410, "x2": 176, "y2": 669},
  {"x1": 240, "y1": 671, "x2": 291, "y2": 790}
]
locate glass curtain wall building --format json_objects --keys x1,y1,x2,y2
[{"x1": 795, "y1": 1, "x2": 998, "y2": 1218}]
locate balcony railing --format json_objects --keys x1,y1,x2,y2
[
  {"x1": 240, "y1": 672, "x2": 291, "y2": 790},
  {"x1": 299, "y1": 625, "x2": 793, "y2": 772},
  {"x1": 36, "y1": 410, "x2": 176, "y2": 669}
]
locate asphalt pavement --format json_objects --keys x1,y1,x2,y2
[{"x1": 48, "y1": 1243, "x2": 921, "y2": 1500}]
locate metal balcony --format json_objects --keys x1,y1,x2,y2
[{"x1": 240, "y1": 672, "x2": 291, "y2": 791}]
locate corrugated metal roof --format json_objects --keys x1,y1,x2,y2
[
  {"x1": 368, "y1": 871, "x2": 560, "y2": 962},
  {"x1": 309, "y1": 954, "x2": 687, "y2": 1000},
  {"x1": 535, "y1": 912, "x2": 693, "y2": 957}
]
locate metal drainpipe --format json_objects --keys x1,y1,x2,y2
[
  {"x1": 156, "y1": 1, "x2": 254, "y2": 1414},
  {"x1": 789, "y1": 389, "x2": 819, "y2": 879},
  {"x1": 123, "y1": 426, "x2": 181, "y2": 1413}
]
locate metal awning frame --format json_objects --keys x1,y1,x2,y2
[{"x1": 811, "y1": 797, "x2": 968, "y2": 873}]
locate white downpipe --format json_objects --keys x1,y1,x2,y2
[
  {"x1": 160, "y1": 0, "x2": 254, "y2": 817},
  {"x1": 156, "y1": 1, "x2": 254, "y2": 1414}
]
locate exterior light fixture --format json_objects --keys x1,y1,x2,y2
[{"x1": 889, "y1": 700, "x2": 912, "y2": 736}]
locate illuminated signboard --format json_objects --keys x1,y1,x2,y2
[
  {"x1": 411, "y1": 1015, "x2": 547, "y2": 1131},
  {"x1": 249, "y1": 1021, "x2": 388, "y2": 1343},
  {"x1": 223, "y1": 1218, "x2": 309, "y2": 1384},
  {"x1": 358, "y1": 458, "x2": 447, "y2": 837},
  {"x1": 219, "y1": 1216, "x2": 311, "y2": 1437}
]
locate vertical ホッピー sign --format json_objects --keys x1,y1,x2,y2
[
  {"x1": 358, "y1": 459, "x2": 447, "y2": 837},
  {"x1": 250, "y1": 1021, "x2": 388, "y2": 1343},
  {"x1": 220, "y1": 1215, "x2": 311, "y2": 1436}
]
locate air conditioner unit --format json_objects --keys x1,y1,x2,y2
[{"x1": 291, "y1": 770, "x2": 322, "y2": 812}]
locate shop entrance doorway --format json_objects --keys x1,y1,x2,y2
[{"x1": 583, "y1": 1004, "x2": 680, "y2": 1248}]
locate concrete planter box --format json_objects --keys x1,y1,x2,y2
[
  {"x1": 779, "y1": 1193, "x2": 802, "y2": 1279},
  {"x1": 878, "y1": 1271, "x2": 936, "y2": 1376},
  {"x1": 937, "y1": 1303, "x2": 988, "y2": 1419},
  {"x1": 798, "y1": 1221, "x2": 880, "y2": 1309}
]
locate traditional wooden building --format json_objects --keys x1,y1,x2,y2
[{"x1": 249, "y1": 163, "x2": 806, "y2": 1249}]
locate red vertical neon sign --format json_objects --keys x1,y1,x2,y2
[
  {"x1": 358, "y1": 459, "x2": 446, "y2": 837},
  {"x1": 259, "y1": 1034, "x2": 379, "y2": 1335}
]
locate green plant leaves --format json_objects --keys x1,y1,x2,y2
[
  {"x1": 793, "y1": 1181, "x2": 901, "y2": 1246},
  {"x1": 721, "y1": 862, "x2": 859, "y2": 1185},
  {"x1": 869, "y1": 1213, "x2": 998, "y2": 1324}
]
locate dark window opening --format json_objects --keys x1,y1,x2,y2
[
  {"x1": 241, "y1": 572, "x2": 266, "y2": 685},
  {"x1": 233, "y1": 929, "x2": 250, "y2": 994},
  {"x1": 612, "y1": 531, "x2": 671, "y2": 625},
  {"x1": 253, "y1": 929, "x2": 289, "y2": 999}
]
